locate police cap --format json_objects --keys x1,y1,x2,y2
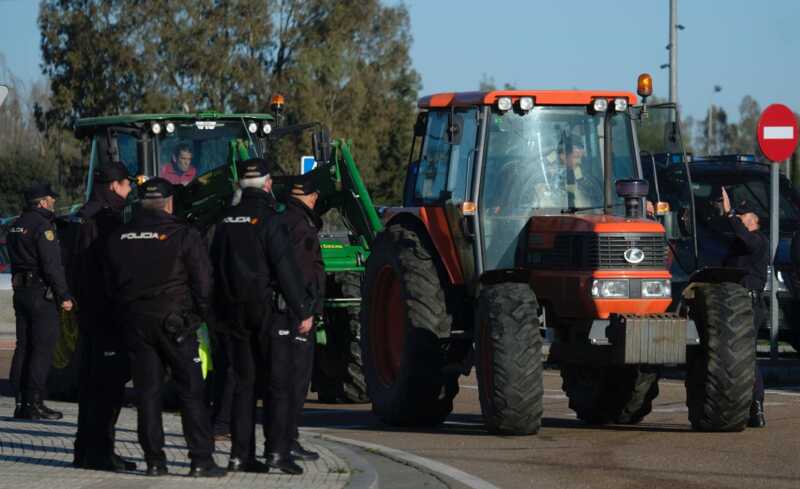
[
  {"x1": 95, "y1": 161, "x2": 131, "y2": 183},
  {"x1": 24, "y1": 182, "x2": 59, "y2": 202},
  {"x1": 237, "y1": 158, "x2": 274, "y2": 179},
  {"x1": 139, "y1": 177, "x2": 175, "y2": 200}
]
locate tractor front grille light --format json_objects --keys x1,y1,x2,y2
[
  {"x1": 247, "y1": 121, "x2": 258, "y2": 134},
  {"x1": 641, "y1": 279, "x2": 671, "y2": 298},
  {"x1": 165, "y1": 121, "x2": 176, "y2": 134},
  {"x1": 613, "y1": 98, "x2": 629, "y2": 112},
  {"x1": 150, "y1": 122, "x2": 162, "y2": 135},
  {"x1": 591, "y1": 279, "x2": 629, "y2": 298},
  {"x1": 261, "y1": 122, "x2": 272, "y2": 135},
  {"x1": 591, "y1": 98, "x2": 608, "y2": 113},
  {"x1": 497, "y1": 97, "x2": 513, "y2": 112}
]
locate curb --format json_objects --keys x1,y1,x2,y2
[
  {"x1": 307, "y1": 431, "x2": 502, "y2": 489},
  {"x1": 313, "y1": 436, "x2": 379, "y2": 489}
]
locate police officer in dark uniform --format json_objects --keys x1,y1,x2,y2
[
  {"x1": 8, "y1": 182, "x2": 74, "y2": 420},
  {"x1": 721, "y1": 187, "x2": 768, "y2": 428},
  {"x1": 69, "y1": 161, "x2": 136, "y2": 471},
  {"x1": 211, "y1": 158, "x2": 315, "y2": 474},
  {"x1": 104, "y1": 178, "x2": 225, "y2": 477},
  {"x1": 264, "y1": 177, "x2": 324, "y2": 474}
]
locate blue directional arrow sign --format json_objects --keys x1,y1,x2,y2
[{"x1": 300, "y1": 155, "x2": 317, "y2": 174}]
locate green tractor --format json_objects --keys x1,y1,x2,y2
[{"x1": 48, "y1": 107, "x2": 381, "y2": 403}]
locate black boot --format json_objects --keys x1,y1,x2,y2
[
  {"x1": 82, "y1": 453, "x2": 137, "y2": 472},
  {"x1": 188, "y1": 460, "x2": 227, "y2": 478},
  {"x1": 265, "y1": 452, "x2": 303, "y2": 475},
  {"x1": 13, "y1": 394, "x2": 23, "y2": 419},
  {"x1": 290, "y1": 440, "x2": 319, "y2": 461},
  {"x1": 227, "y1": 457, "x2": 270, "y2": 473},
  {"x1": 20, "y1": 394, "x2": 62, "y2": 420},
  {"x1": 146, "y1": 461, "x2": 168, "y2": 477},
  {"x1": 748, "y1": 400, "x2": 766, "y2": 428}
]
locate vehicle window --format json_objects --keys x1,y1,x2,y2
[
  {"x1": 415, "y1": 111, "x2": 451, "y2": 203},
  {"x1": 479, "y1": 107, "x2": 638, "y2": 270},
  {"x1": 447, "y1": 109, "x2": 478, "y2": 203},
  {"x1": 158, "y1": 122, "x2": 256, "y2": 185}
]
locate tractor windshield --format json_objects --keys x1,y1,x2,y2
[
  {"x1": 156, "y1": 121, "x2": 257, "y2": 185},
  {"x1": 479, "y1": 107, "x2": 637, "y2": 270}
]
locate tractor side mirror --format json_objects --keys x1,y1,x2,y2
[
  {"x1": 414, "y1": 112, "x2": 428, "y2": 137},
  {"x1": 312, "y1": 128, "x2": 332, "y2": 164},
  {"x1": 663, "y1": 121, "x2": 680, "y2": 153}
]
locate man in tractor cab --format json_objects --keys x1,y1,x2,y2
[
  {"x1": 721, "y1": 186, "x2": 768, "y2": 428},
  {"x1": 550, "y1": 135, "x2": 602, "y2": 209},
  {"x1": 161, "y1": 143, "x2": 197, "y2": 185}
]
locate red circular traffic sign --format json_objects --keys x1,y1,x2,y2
[{"x1": 757, "y1": 103, "x2": 798, "y2": 162}]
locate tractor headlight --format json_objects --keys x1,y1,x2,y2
[
  {"x1": 261, "y1": 122, "x2": 272, "y2": 135},
  {"x1": 247, "y1": 121, "x2": 258, "y2": 134},
  {"x1": 591, "y1": 279, "x2": 629, "y2": 298},
  {"x1": 641, "y1": 279, "x2": 671, "y2": 298},
  {"x1": 518, "y1": 97, "x2": 534, "y2": 111},
  {"x1": 165, "y1": 121, "x2": 176, "y2": 134},
  {"x1": 497, "y1": 97, "x2": 513, "y2": 112},
  {"x1": 592, "y1": 98, "x2": 608, "y2": 112},
  {"x1": 613, "y1": 98, "x2": 629, "y2": 112},
  {"x1": 151, "y1": 122, "x2": 162, "y2": 135}
]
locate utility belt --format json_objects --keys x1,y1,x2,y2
[{"x1": 11, "y1": 271, "x2": 46, "y2": 289}]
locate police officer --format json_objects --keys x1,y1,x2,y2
[
  {"x1": 211, "y1": 158, "x2": 315, "y2": 474},
  {"x1": 264, "y1": 176, "x2": 324, "y2": 474},
  {"x1": 721, "y1": 187, "x2": 768, "y2": 428},
  {"x1": 104, "y1": 178, "x2": 225, "y2": 477},
  {"x1": 8, "y1": 182, "x2": 74, "y2": 420},
  {"x1": 69, "y1": 161, "x2": 136, "y2": 471}
]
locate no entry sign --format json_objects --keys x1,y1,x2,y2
[{"x1": 757, "y1": 103, "x2": 799, "y2": 162}]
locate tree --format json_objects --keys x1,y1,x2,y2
[{"x1": 38, "y1": 0, "x2": 419, "y2": 203}]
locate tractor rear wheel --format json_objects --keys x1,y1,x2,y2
[
  {"x1": 476, "y1": 282, "x2": 543, "y2": 435},
  {"x1": 313, "y1": 272, "x2": 369, "y2": 403},
  {"x1": 360, "y1": 223, "x2": 458, "y2": 426},
  {"x1": 685, "y1": 282, "x2": 754, "y2": 432},
  {"x1": 560, "y1": 364, "x2": 660, "y2": 425}
]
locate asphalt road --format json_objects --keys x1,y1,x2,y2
[
  {"x1": 303, "y1": 370, "x2": 800, "y2": 489},
  {"x1": 2, "y1": 348, "x2": 799, "y2": 489}
]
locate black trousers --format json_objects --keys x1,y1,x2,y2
[
  {"x1": 227, "y1": 302, "x2": 270, "y2": 461},
  {"x1": 10, "y1": 286, "x2": 61, "y2": 402},
  {"x1": 265, "y1": 312, "x2": 314, "y2": 457},
  {"x1": 123, "y1": 312, "x2": 213, "y2": 465},
  {"x1": 74, "y1": 319, "x2": 130, "y2": 461},
  {"x1": 211, "y1": 330, "x2": 235, "y2": 436},
  {"x1": 753, "y1": 298, "x2": 765, "y2": 403}
]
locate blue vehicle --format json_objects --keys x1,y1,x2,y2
[{"x1": 642, "y1": 153, "x2": 800, "y2": 352}]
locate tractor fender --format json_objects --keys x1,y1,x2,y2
[
  {"x1": 383, "y1": 208, "x2": 464, "y2": 285},
  {"x1": 682, "y1": 267, "x2": 748, "y2": 301}
]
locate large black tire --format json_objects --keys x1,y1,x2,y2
[
  {"x1": 313, "y1": 272, "x2": 369, "y2": 403},
  {"x1": 685, "y1": 282, "x2": 755, "y2": 432},
  {"x1": 560, "y1": 365, "x2": 660, "y2": 425},
  {"x1": 476, "y1": 282, "x2": 543, "y2": 435},
  {"x1": 360, "y1": 222, "x2": 458, "y2": 426}
]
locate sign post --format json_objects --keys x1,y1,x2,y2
[{"x1": 757, "y1": 104, "x2": 799, "y2": 360}]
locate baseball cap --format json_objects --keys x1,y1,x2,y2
[
  {"x1": 139, "y1": 177, "x2": 175, "y2": 200},
  {"x1": 24, "y1": 182, "x2": 59, "y2": 202},
  {"x1": 237, "y1": 158, "x2": 274, "y2": 179},
  {"x1": 95, "y1": 161, "x2": 131, "y2": 183}
]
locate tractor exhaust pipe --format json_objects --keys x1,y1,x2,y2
[{"x1": 615, "y1": 179, "x2": 650, "y2": 219}]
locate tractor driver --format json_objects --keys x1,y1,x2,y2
[
  {"x1": 536, "y1": 136, "x2": 601, "y2": 209},
  {"x1": 161, "y1": 143, "x2": 197, "y2": 185}
]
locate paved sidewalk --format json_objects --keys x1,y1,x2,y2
[{"x1": 0, "y1": 396, "x2": 351, "y2": 489}]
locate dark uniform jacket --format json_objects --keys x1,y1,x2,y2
[
  {"x1": 282, "y1": 198, "x2": 325, "y2": 316},
  {"x1": 7, "y1": 207, "x2": 72, "y2": 302},
  {"x1": 724, "y1": 214, "x2": 769, "y2": 292},
  {"x1": 65, "y1": 191, "x2": 126, "y2": 323},
  {"x1": 211, "y1": 188, "x2": 314, "y2": 323},
  {"x1": 104, "y1": 208, "x2": 212, "y2": 320}
]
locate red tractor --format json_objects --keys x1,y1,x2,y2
[{"x1": 360, "y1": 76, "x2": 756, "y2": 434}]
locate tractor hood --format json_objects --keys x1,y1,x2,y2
[{"x1": 528, "y1": 214, "x2": 665, "y2": 235}]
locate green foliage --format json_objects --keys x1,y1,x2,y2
[{"x1": 38, "y1": 0, "x2": 420, "y2": 204}]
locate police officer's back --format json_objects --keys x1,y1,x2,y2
[
  {"x1": 7, "y1": 182, "x2": 73, "y2": 420},
  {"x1": 721, "y1": 187, "x2": 768, "y2": 428},
  {"x1": 104, "y1": 178, "x2": 225, "y2": 477},
  {"x1": 211, "y1": 158, "x2": 314, "y2": 474},
  {"x1": 69, "y1": 161, "x2": 137, "y2": 472}
]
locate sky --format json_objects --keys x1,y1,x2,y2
[{"x1": 1, "y1": 0, "x2": 798, "y2": 124}]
